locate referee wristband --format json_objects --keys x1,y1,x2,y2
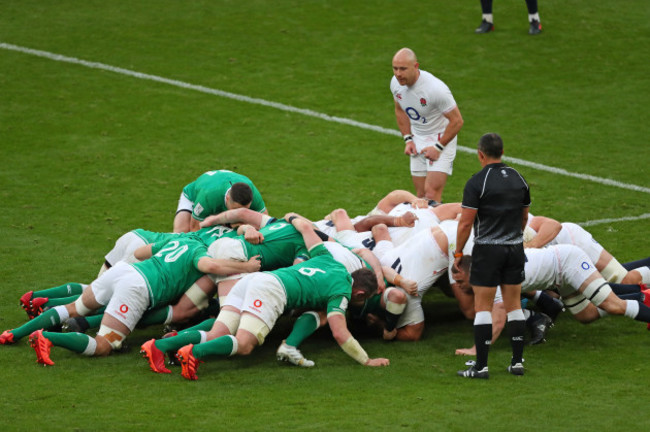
[
  {"x1": 434, "y1": 142, "x2": 444, "y2": 151},
  {"x1": 403, "y1": 134, "x2": 413, "y2": 143}
]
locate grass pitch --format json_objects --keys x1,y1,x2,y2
[{"x1": 1, "y1": 1, "x2": 649, "y2": 431}]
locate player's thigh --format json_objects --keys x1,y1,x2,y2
[
  {"x1": 396, "y1": 322, "x2": 424, "y2": 341},
  {"x1": 84, "y1": 263, "x2": 135, "y2": 311},
  {"x1": 222, "y1": 273, "x2": 257, "y2": 311},
  {"x1": 234, "y1": 319, "x2": 264, "y2": 355},
  {"x1": 239, "y1": 274, "x2": 286, "y2": 345},
  {"x1": 102, "y1": 267, "x2": 150, "y2": 333},
  {"x1": 104, "y1": 231, "x2": 143, "y2": 266},
  {"x1": 396, "y1": 295, "x2": 424, "y2": 329},
  {"x1": 176, "y1": 276, "x2": 216, "y2": 318}
]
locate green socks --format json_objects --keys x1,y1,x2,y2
[
  {"x1": 138, "y1": 306, "x2": 173, "y2": 327},
  {"x1": 35, "y1": 282, "x2": 85, "y2": 298},
  {"x1": 43, "y1": 331, "x2": 93, "y2": 354},
  {"x1": 286, "y1": 311, "x2": 320, "y2": 347},
  {"x1": 45, "y1": 295, "x2": 81, "y2": 307},
  {"x1": 11, "y1": 306, "x2": 66, "y2": 340},
  {"x1": 155, "y1": 330, "x2": 203, "y2": 353},
  {"x1": 192, "y1": 335, "x2": 237, "y2": 359}
]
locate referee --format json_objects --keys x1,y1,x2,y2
[{"x1": 454, "y1": 133, "x2": 530, "y2": 379}]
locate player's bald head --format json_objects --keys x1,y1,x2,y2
[
  {"x1": 392, "y1": 48, "x2": 420, "y2": 86},
  {"x1": 393, "y1": 48, "x2": 418, "y2": 64}
]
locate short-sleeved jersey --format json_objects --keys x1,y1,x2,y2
[
  {"x1": 182, "y1": 170, "x2": 266, "y2": 221},
  {"x1": 192, "y1": 225, "x2": 238, "y2": 246},
  {"x1": 132, "y1": 225, "x2": 236, "y2": 248},
  {"x1": 131, "y1": 237, "x2": 209, "y2": 308},
  {"x1": 238, "y1": 219, "x2": 309, "y2": 270},
  {"x1": 462, "y1": 162, "x2": 530, "y2": 245},
  {"x1": 390, "y1": 70, "x2": 457, "y2": 136},
  {"x1": 132, "y1": 228, "x2": 174, "y2": 245},
  {"x1": 322, "y1": 241, "x2": 369, "y2": 274},
  {"x1": 270, "y1": 244, "x2": 353, "y2": 316}
]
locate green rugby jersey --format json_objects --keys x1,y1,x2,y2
[
  {"x1": 238, "y1": 220, "x2": 308, "y2": 270},
  {"x1": 131, "y1": 237, "x2": 209, "y2": 308},
  {"x1": 132, "y1": 225, "x2": 236, "y2": 248},
  {"x1": 270, "y1": 244, "x2": 352, "y2": 316},
  {"x1": 182, "y1": 170, "x2": 266, "y2": 221},
  {"x1": 132, "y1": 228, "x2": 173, "y2": 245},
  {"x1": 193, "y1": 225, "x2": 238, "y2": 246}
]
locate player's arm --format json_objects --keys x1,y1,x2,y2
[
  {"x1": 287, "y1": 215, "x2": 322, "y2": 250},
  {"x1": 197, "y1": 255, "x2": 261, "y2": 275},
  {"x1": 353, "y1": 212, "x2": 417, "y2": 232},
  {"x1": 525, "y1": 215, "x2": 561, "y2": 248},
  {"x1": 189, "y1": 217, "x2": 202, "y2": 232},
  {"x1": 454, "y1": 207, "x2": 477, "y2": 271},
  {"x1": 236, "y1": 225, "x2": 264, "y2": 244},
  {"x1": 395, "y1": 101, "x2": 417, "y2": 156},
  {"x1": 432, "y1": 202, "x2": 462, "y2": 221},
  {"x1": 134, "y1": 244, "x2": 154, "y2": 261},
  {"x1": 374, "y1": 189, "x2": 419, "y2": 214},
  {"x1": 327, "y1": 208, "x2": 355, "y2": 232},
  {"x1": 327, "y1": 312, "x2": 389, "y2": 367},
  {"x1": 381, "y1": 266, "x2": 417, "y2": 296},
  {"x1": 200, "y1": 208, "x2": 273, "y2": 230},
  {"x1": 422, "y1": 106, "x2": 464, "y2": 162},
  {"x1": 353, "y1": 248, "x2": 386, "y2": 293},
  {"x1": 439, "y1": 106, "x2": 463, "y2": 145},
  {"x1": 450, "y1": 281, "x2": 474, "y2": 319}
]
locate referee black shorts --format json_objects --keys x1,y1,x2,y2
[{"x1": 470, "y1": 243, "x2": 526, "y2": 287}]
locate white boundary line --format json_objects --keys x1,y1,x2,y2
[
  {"x1": 2, "y1": 41, "x2": 650, "y2": 202},
  {"x1": 578, "y1": 213, "x2": 650, "y2": 227}
]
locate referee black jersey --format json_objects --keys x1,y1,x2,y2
[{"x1": 461, "y1": 162, "x2": 530, "y2": 245}]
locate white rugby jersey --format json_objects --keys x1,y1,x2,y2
[{"x1": 390, "y1": 70, "x2": 457, "y2": 136}]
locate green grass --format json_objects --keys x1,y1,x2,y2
[{"x1": 1, "y1": 1, "x2": 649, "y2": 431}]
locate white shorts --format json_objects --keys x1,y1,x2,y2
[
  {"x1": 176, "y1": 192, "x2": 194, "y2": 214},
  {"x1": 207, "y1": 237, "x2": 247, "y2": 283},
  {"x1": 555, "y1": 245, "x2": 599, "y2": 299},
  {"x1": 104, "y1": 231, "x2": 147, "y2": 267},
  {"x1": 410, "y1": 134, "x2": 457, "y2": 176},
  {"x1": 551, "y1": 223, "x2": 604, "y2": 265},
  {"x1": 91, "y1": 262, "x2": 150, "y2": 331},
  {"x1": 223, "y1": 272, "x2": 286, "y2": 330}
]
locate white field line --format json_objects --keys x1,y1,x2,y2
[
  {"x1": 2, "y1": 42, "x2": 649, "y2": 204},
  {"x1": 578, "y1": 213, "x2": 650, "y2": 227}
]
